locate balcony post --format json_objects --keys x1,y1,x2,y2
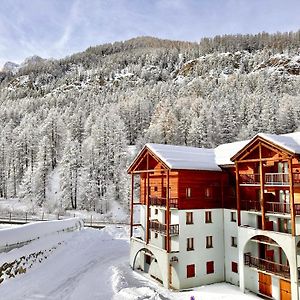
[
  {"x1": 235, "y1": 162, "x2": 241, "y2": 226},
  {"x1": 166, "y1": 170, "x2": 170, "y2": 253},
  {"x1": 259, "y1": 143, "x2": 266, "y2": 230},
  {"x1": 288, "y1": 158, "x2": 296, "y2": 236},
  {"x1": 130, "y1": 173, "x2": 134, "y2": 237},
  {"x1": 146, "y1": 154, "x2": 150, "y2": 244}
]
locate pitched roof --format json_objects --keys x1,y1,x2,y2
[
  {"x1": 129, "y1": 131, "x2": 300, "y2": 172},
  {"x1": 146, "y1": 143, "x2": 221, "y2": 171}
]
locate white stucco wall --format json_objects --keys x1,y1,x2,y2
[
  {"x1": 170, "y1": 208, "x2": 225, "y2": 289},
  {"x1": 223, "y1": 209, "x2": 239, "y2": 285}
]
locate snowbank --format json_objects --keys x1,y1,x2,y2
[{"x1": 0, "y1": 218, "x2": 83, "y2": 249}]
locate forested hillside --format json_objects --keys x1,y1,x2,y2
[{"x1": 0, "y1": 32, "x2": 300, "y2": 214}]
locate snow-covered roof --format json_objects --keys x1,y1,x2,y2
[
  {"x1": 146, "y1": 143, "x2": 221, "y2": 171},
  {"x1": 214, "y1": 140, "x2": 250, "y2": 165},
  {"x1": 256, "y1": 132, "x2": 300, "y2": 154},
  {"x1": 133, "y1": 131, "x2": 300, "y2": 172}
]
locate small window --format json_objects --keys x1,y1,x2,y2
[
  {"x1": 231, "y1": 236, "x2": 237, "y2": 247},
  {"x1": 145, "y1": 254, "x2": 151, "y2": 265},
  {"x1": 232, "y1": 262, "x2": 238, "y2": 273},
  {"x1": 187, "y1": 237, "x2": 194, "y2": 251},
  {"x1": 155, "y1": 209, "x2": 158, "y2": 215},
  {"x1": 187, "y1": 264, "x2": 195, "y2": 278},
  {"x1": 231, "y1": 211, "x2": 237, "y2": 222},
  {"x1": 154, "y1": 186, "x2": 158, "y2": 192},
  {"x1": 186, "y1": 212, "x2": 193, "y2": 224},
  {"x1": 205, "y1": 187, "x2": 213, "y2": 198},
  {"x1": 206, "y1": 261, "x2": 214, "y2": 274},
  {"x1": 186, "y1": 187, "x2": 192, "y2": 198},
  {"x1": 205, "y1": 211, "x2": 212, "y2": 223},
  {"x1": 154, "y1": 233, "x2": 158, "y2": 238},
  {"x1": 206, "y1": 236, "x2": 213, "y2": 248}
]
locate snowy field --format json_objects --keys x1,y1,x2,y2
[{"x1": 0, "y1": 224, "x2": 259, "y2": 300}]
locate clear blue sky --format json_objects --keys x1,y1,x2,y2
[{"x1": 0, "y1": 0, "x2": 299, "y2": 67}]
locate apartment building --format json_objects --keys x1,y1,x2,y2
[{"x1": 128, "y1": 132, "x2": 300, "y2": 300}]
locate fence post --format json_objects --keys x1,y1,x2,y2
[
  {"x1": 90, "y1": 215, "x2": 93, "y2": 227},
  {"x1": 9, "y1": 212, "x2": 11, "y2": 222},
  {"x1": 42, "y1": 212, "x2": 44, "y2": 221},
  {"x1": 57, "y1": 213, "x2": 59, "y2": 220},
  {"x1": 25, "y1": 212, "x2": 28, "y2": 222}
]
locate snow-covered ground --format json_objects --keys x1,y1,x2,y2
[{"x1": 0, "y1": 224, "x2": 259, "y2": 300}]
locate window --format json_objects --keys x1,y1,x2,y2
[
  {"x1": 231, "y1": 211, "x2": 237, "y2": 222},
  {"x1": 186, "y1": 187, "x2": 192, "y2": 198},
  {"x1": 206, "y1": 236, "x2": 213, "y2": 248},
  {"x1": 206, "y1": 261, "x2": 214, "y2": 274},
  {"x1": 187, "y1": 237, "x2": 194, "y2": 251},
  {"x1": 155, "y1": 209, "x2": 158, "y2": 215},
  {"x1": 205, "y1": 187, "x2": 213, "y2": 198},
  {"x1": 205, "y1": 211, "x2": 212, "y2": 223},
  {"x1": 232, "y1": 262, "x2": 238, "y2": 273},
  {"x1": 231, "y1": 236, "x2": 237, "y2": 247},
  {"x1": 186, "y1": 212, "x2": 193, "y2": 224},
  {"x1": 187, "y1": 264, "x2": 195, "y2": 278},
  {"x1": 145, "y1": 254, "x2": 151, "y2": 265}
]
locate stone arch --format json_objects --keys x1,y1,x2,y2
[
  {"x1": 130, "y1": 240, "x2": 169, "y2": 288},
  {"x1": 238, "y1": 228, "x2": 298, "y2": 299},
  {"x1": 132, "y1": 248, "x2": 164, "y2": 285}
]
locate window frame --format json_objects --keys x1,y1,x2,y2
[
  {"x1": 187, "y1": 264, "x2": 195, "y2": 278},
  {"x1": 186, "y1": 187, "x2": 192, "y2": 198},
  {"x1": 187, "y1": 237, "x2": 194, "y2": 251},
  {"x1": 186, "y1": 212, "x2": 194, "y2": 225},
  {"x1": 205, "y1": 211, "x2": 212, "y2": 223},
  {"x1": 206, "y1": 261, "x2": 214, "y2": 274},
  {"x1": 231, "y1": 236, "x2": 237, "y2": 247},
  {"x1": 232, "y1": 261, "x2": 238, "y2": 273},
  {"x1": 206, "y1": 236, "x2": 213, "y2": 248},
  {"x1": 230, "y1": 211, "x2": 237, "y2": 222}
]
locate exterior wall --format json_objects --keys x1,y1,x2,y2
[
  {"x1": 223, "y1": 209, "x2": 239, "y2": 285},
  {"x1": 177, "y1": 170, "x2": 223, "y2": 210},
  {"x1": 171, "y1": 209, "x2": 225, "y2": 289}
]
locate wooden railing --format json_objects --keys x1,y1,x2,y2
[
  {"x1": 240, "y1": 173, "x2": 260, "y2": 184},
  {"x1": 148, "y1": 196, "x2": 178, "y2": 208},
  {"x1": 265, "y1": 173, "x2": 289, "y2": 185},
  {"x1": 244, "y1": 253, "x2": 290, "y2": 278},
  {"x1": 241, "y1": 200, "x2": 261, "y2": 211},
  {"x1": 266, "y1": 201, "x2": 290, "y2": 214},
  {"x1": 241, "y1": 200, "x2": 300, "y2": 216},
  {"x1": 240, "y1": 172, "x2": 300, "y2": 186},
  {"x1": 149, "y1": 220, "x2": 179, "y2": 235}
]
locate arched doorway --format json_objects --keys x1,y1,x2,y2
[
  {"x1": 242, "y1": 235, "x2": 291, "y2": 300},
  {"x1": 132, "y1": 248, "x2": 163, "y2": 285}
]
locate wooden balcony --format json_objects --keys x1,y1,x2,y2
[
  {"x1": 240, "y1": 173, "x2": 260, "y2": 185},
  {"x1": 149, "y1": 220, "x2": 179, "y2": 236},
  {"x1": 244, "y1": 253, "x2": 290, "y2": 279},
  {"x1": 265, "y1": 173, "x2": 289, "y2": 185},
  {"x1": 241, "y1": 200, "x2": 261, "y2": 211},
  {"x1": 241, "y1": 200, "x2": 300, "y2": 215},
  {"x1": 149, "y1": 196, "x2": 178, "y2": 209},
  {"x1": 240, "y1": 172, "x2": 300, "y2": 186}
]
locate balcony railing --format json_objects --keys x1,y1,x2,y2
[
  {"x1": 240, "y1": 172, "x2": 300, "y2": 186},
  {"x1": 241, "y1": 200, "x2": 261, "y2": 211},
  {"x1": 266, "y1": 201, "x2": 290, "y2": 214},
  {"x1": 149, "y1": 196, "x2": 178, "y2": 209},
  {"x1": 265, "y1": 173, "x2": 289, "y2": 185},
  {"x1": 244, "y1": 253, "x2": 290, "y2": 278},
  {"x1": 240, "y1": 173, "x2": 260, "y2": 185},
  {"x1": 149, "y1": 220, "x2": 179, "y2": 236}
]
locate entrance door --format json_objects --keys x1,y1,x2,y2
[
  {"x1": 259, "y1": 272, "x2": 272, "y2": 297},
  {"x1": 280, "y1": 279, "x2": 291, "y2": 300}
]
